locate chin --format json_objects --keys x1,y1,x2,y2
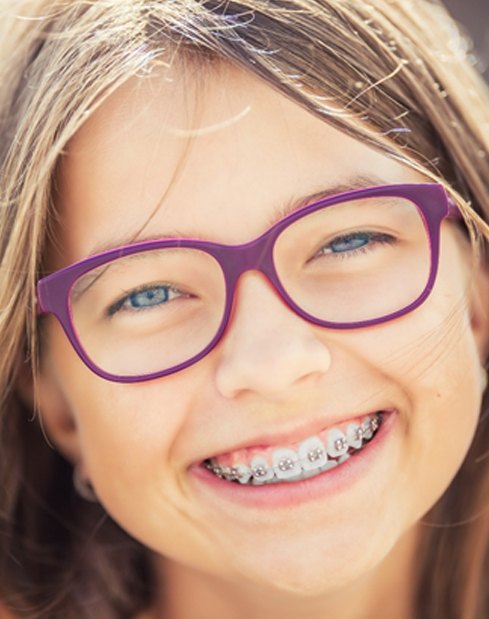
[{"x1": 228, "y1": 546, "x2": 382, "y2": 599}]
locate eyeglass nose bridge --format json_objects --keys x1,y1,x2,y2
[{"x1": 209, "y1": 228, "x2": 296, "y2": 335}]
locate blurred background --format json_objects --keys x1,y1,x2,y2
[{"x1": 443, "y1": 0, "x2": 489, "y2": 79}]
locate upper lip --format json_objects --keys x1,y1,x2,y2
[{"x1": 194, "y1": 407, "x2": 393, "y2": 465}]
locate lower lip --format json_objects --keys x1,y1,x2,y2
[{"x1": 189, "y1": 411, "x2": 397, "y2": 509}]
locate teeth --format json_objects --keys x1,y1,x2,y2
[
  {"x1": 232, "y1": 464, "x2": 252, "y2": 484},
  {"x1": 206, "y1": 412, "x2": 384, "y2": 485},
  {"x1": 212, "y1": 465, "x2": 225, "y2": 478},
  {"x1": 362, "y1": 416, "x2": 374, "y2": 440},
  {"x1": 321, "y1": 459, "x2": 338, "y2": 472},
  {"x1": 250, "y1": 456, "x2": 275, "y2": 485},
  {"x1": 272, "y1": 448, "x2": 302, "y2": 480},
  {"x1": 346, "y1": 423, "x2": 363, "y2": 449},
  {"x1": 371, "y1": 415, "x2": 380, "y2": 432},
  {"x1": 327, "y1": 428, "x2": 349, "y2": 458},
  {"x1": 298, "y1": 436, "x2": 328, "y2": 471}
]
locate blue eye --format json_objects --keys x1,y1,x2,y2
[
  {"x1": 127, "y1": 287, "x2": 170, "y2": 308},
  {"x1": 318, "y1": 231, "x2": 395, "y2": 257},
  {"x1": 329, "y1": 233, "x2": 371, "y2": 253},
  {"x1": 108, "y1": 285, "x2": 179, "y2": 316}
]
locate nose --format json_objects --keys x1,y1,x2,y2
[{"x1": 214, "y1": 273, "x2": 332, "y2": 400}]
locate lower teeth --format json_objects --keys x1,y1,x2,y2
[{"x1": 204, "y1": 412, "x2": 383, "y2": 485}]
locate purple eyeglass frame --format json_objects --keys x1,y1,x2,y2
[{"x1": 37, "y1": 183, "x2": 459, "y2": 383}]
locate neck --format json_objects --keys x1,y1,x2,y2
[{"x1": 151, "y1": 525, "x2": 420, "y2": 619}]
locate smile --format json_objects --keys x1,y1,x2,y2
[{"x1": 203, "y1": 412, "x2": 384, "y2": 486}]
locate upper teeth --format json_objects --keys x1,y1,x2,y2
[{"x1": 206, "y1": 413, "x2": 382, "y2": 485}]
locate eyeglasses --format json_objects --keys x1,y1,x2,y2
[{"x1": 37, "y1": 183, "x2": 459, "y2": 383}]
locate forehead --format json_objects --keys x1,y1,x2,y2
[{"x1": 54, "y1": 63, "x2": 419, "y2": 265}]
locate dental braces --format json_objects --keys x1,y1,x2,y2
[{"x1": 205, "y1": 413, "x2": 382, "y2": 483}]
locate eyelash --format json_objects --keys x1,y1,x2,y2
[
  {"x1": 315, "y1": 231, "x2": 397, "y2": 259},
  {"x1": 107, "y1": 284, "x2": 183, "y2": 317}
]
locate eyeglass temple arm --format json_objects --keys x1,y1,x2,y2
[
  {"x1": 36, "y1": 281, "x2": 48, "y2": 316},
  {"x1": 448, "y1": 196, "x2": 463, "y2": 220}
]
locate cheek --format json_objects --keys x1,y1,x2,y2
[
  {"x1": 43, "y1": 318, "x2": 230, "y2": 570},
  {"x1": 77, "y1": 382, "x2": 191, "y2": 488},
  {"x1": 364, "y1": 245, "x2": 483, "y2": 507},
  {"x1": 369, "y1": 231, "x2": 481, "y2": 393},
  {"x1": 46, "y1": 320, "x2": 196, "y2": 493},
  {"x1": 54, "y1": 360, "x2": 214, "y2": 561}
]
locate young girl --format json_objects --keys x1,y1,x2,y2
[{"x1": 1, "y1": 1, "x2": 489, "y2": 618}]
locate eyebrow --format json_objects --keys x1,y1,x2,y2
[
  {"x1": 266, "y1": 174, "x2": 385, "y2": 227},
  {"x1": 87, "y1": 174, "x2": 386, "y2": 257}
]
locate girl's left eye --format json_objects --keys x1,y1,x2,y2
[{"x1": 317, "y1": 231, "x2": 395, "y2": 256}]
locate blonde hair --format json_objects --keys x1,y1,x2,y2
[{"x1": 1, "y1": 1, "x2": 489, "y2": 617}]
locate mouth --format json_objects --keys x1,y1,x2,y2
[{"x1": 202, "y1": 411, "x2": 386, "y2": 486}]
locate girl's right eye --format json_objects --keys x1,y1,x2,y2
[{"x1": 107, "y1": 284, "x2": 183, "y2": 317}]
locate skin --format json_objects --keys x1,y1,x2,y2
[{"x1": 36, "y1": 63, "x2": 489, "y2": 619}]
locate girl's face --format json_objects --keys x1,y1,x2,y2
[{"x1": 37, "y1": 65, "x2": 489, "y2": 597}]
